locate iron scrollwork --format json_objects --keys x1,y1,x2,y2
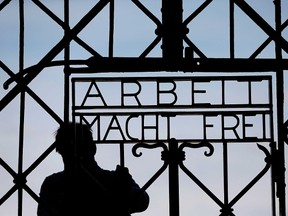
[
  {"x1": 132, "y1": 141, "x2": 169, "y2": 191},
  {"x1": 179, "y1": 140, "x2": 214, "y2": 157}
]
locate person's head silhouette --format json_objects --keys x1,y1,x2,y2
[{"x1": 54, "y1": 123, "x2": 96, "y2": 169}]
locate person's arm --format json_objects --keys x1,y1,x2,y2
[
  {"x1": 37, "y1": 176, "x2": 61, "y2": 216},
  {"x1": 129, "y1": 183, "x2": 149, "y2": 213},
  {"x1": 114, "y1": 165, "x2": 150, "y2": 213}
]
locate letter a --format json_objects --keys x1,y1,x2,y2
[{"x1": 81, "y1": 81, "x2": 107, "y2": 106}]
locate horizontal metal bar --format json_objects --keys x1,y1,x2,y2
[
  {"x1": 73, "y1": 110, "x2": 272, "y2": 116},
  {"x1": 68, "y1": 57, "x2": 288, "y2": 73},
  {"x1": 71, "y1": 74, "x2": 272, "y2": 82},
  {"x1": 72, "y1": 104, "x2": 272, "y2": 110},
  {"x1": 90, "y1": 139, "x2": 274, "y2": 144}
]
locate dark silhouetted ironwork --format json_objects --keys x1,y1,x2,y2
[{"x1": 0, "y1": 1, "x2": 287, "y2": 216}]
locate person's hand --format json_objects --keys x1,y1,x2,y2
[{"x1": 115, "y1": 165, "x2": 132, "y2": 184}]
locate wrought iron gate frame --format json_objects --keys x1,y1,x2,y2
[{"x1": 0, "y1": 0, "x2": 287, "y2": 215}]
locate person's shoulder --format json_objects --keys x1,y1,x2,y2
[
  {"x1": 46, "y1": 171, "x2": 65, "y2": 178},
  {"x1": 39, "y1": 171, "x2": 66, "y2": 194},
  {"x1": 96, "y1": 166, "x2": 115, "y2": 177},
  {"x1": 43, "y1": 171, "x2": 65, "y2": 185}
]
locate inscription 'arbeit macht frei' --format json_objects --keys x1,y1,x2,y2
[{"x1": 72, "y1": 76, "x2": 273, "y2": 143}]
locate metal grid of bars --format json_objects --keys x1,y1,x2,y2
[{"x1": 0, "y1": 0, "x2": 287, "y2": 215}]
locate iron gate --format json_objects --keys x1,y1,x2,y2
[{"x1": 0, "y1": 0, "x2": 287, "y2": 215}]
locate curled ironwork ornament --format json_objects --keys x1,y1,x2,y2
[
  {"x1": 132, "y1": 139, "x2": 214, "y2": 162},
  {"x1": 257, "y1": 143, "x2": 271, "y2": 164},
  {"x1": 131, "y1": 139, "x2": 215, "y2": 195},
  {"x1": 132, "y1": 141, "x2": 168, "y2": 157},
  {"x1": 132, "y1": 141, "x2": 169, "y2": 191},
  {"x1": 179, "y1": 140, "x2": 214, "y2": 157}
]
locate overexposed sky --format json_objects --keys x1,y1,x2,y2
[{"x1": 1, "y1": 0, "x2": 288, "y2": 215}]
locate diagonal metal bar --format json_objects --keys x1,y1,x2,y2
[
  {"x1": 183, "y1": 0, "x2": 213, "y2": 59},
  {"x1": 25, "y1": 89, "x2": 63, "y2": 124},
  {"x1": 141, "y1": 161, "x2": 168, "y2": 192},
  {"x1": 0, "y1": 143, "x2": 56, "y2": 205},
  {"x1": 74, "y1": 36, "x2": 102, "y2": 58},
  {"x1": 228, "y1": 144, "x2": 271, "y2": 208},
  {"x1": 0, "y1": 157, "x2": 17, "y2": 178},
  {"x1": 0, "y1": 61, "x2": 63, "y2": 124},
  {"x1": 0, "y1": 0, "x2": 12, "y2": 11},
  {"x1": 131, "y1": 0, "x2": 162, "y2": 58},
  {"x1": 183, "y1": 36, "x2": 207, "y2": 58},
  {"x1": 139, "y1": 35, "x2": 162, "y2": 58},
  {"x1": 178, "y1": 141, "x2": 223, "y2": 208},
  {"x1": 131, "y1": 0, "x2": 162, "y2": 27},
  {"x1": 24, "y1": 141, "x2": 57, "y2": 177},
  {"x1": 250, "y1": 19, "x2": 288, "y2": 59},
  {"x1": 0, "y1": 185, "x2": 18, "y2": 206},
  {"x1": 0, "y1": 158, "x2": 18, "y2": 206},
  {"x1": 32, "y1": 0, "x2": 65, "y2": 28},
  {"x1": 132, "y1": 142, "x2": 169, "y2": 191},
  {"x1": 183, "y1": 0, "x2": 213, "y2": 26},
  {"x1": 0, "y1": 0, "x2": 110, "y2": 112},
  {"x1": 179, "y1": 161, "x2": 224, "y2": 208},
  {"x1": 233, "y1": 0, "x2": 288, "y2": 53},
  {"x1": 32, "y1": 0, "x2": 102, "y2": 58},
  {"x1": 23, "y1": 184, "x2": 40, "y2": 203}
]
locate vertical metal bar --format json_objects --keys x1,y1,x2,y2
[
  {"x1": 271, "y1": 142, "x2": 277, "y2": 216},
  {"x1": 248, "y1": 81, "x2": 252, "y2": 105},
  {"x1": 168, "y1": 139, "x2": 179, "y2": 216},
  {"x1": 223, "y1": 141, "x2": 229, "y2": 214},
  {"x1": 162, "y1": 0, "x2": 183, "y2": 60},
  {"x1": 64, "y1": 0, "x2": 70, "y2": 123},
  {"x1": 274, "y1": 0, "x2": 286, "y2": 215},
  {"x1": 221, "y1": 80, "x2": 225, "y2": 106},
  {"x1": 72, "y1": 79, "x2": 76, "y2": 126},
  {"x1": 269, "y1": 75, "x2": 277, "y2": 216},
  {"x1": 18, "y1": 0, "x2": 25, "y2": 215},
  {"x1": 18, "y1": 81, "x2": 25, "y2": 216},
  {"x1": 229, "y1": 0, "x2": 235, "y2": 59},
  {"x1": 269, "y1": 78, "x2": 274, "y2": 141},
  {"x1": 109, "y1": 0, "x2": 114, "y2": 58},
  {"x1": 119, "y1": 142, "x2": 125, "y2": 167}
]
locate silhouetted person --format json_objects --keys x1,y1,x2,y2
[{"x1": 37, "y1": 123, "x2": 149, "y2": 216}]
